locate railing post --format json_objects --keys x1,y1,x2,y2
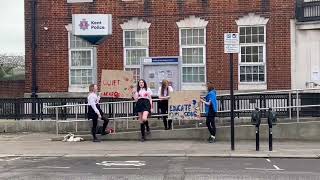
[
  {"x1": 289, "y1": 92, "x2": 292, "y2": 120},
  {"x1": 113, "y1": 103, "x2": 116, "y2": 133},
  {"x1": 296, "y1": 90, "x2": 300, "y2": 122},
  {"x1": 55, "y1": 107, "x2": 59, "y2": 135}
]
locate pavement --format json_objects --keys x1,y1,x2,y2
[{"x1": 0, "y1": 132, "x2": 319, "y2": 158}]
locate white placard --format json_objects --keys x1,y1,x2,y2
[
  {"x1": 72, "y1": 14, "x2": 112, "y2": 36},
  {"x1": 224, "y1": 33, "x2": 239, "y2": 44},
  {"x1": 224, "y1": 44, "x2": 239, "y2": 53}
]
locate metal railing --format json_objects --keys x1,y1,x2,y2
[{"x1": 296, "y1": 0, "x2": 320, "y2": 22}]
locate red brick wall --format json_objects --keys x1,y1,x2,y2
[
  {"x1": 25, "y1": 0, "x2": 295, "y2": 93},
  {"x1": 0, "y1": 81, "x2": 25, "y2": 98}
]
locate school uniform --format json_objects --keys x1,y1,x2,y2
[
  {"x1": 158, "y1": 86, "x2": 173, "y2": 130},
  {"x1": 87, "y1": 92, "x2": 109, "y2": 141},
  {"x1": 134, "y1": 88, "x2": 152, "y2": 141}
]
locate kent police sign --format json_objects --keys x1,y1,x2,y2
[{"x1": 72, "y1": 14, "x2": 112, "y2": 36}]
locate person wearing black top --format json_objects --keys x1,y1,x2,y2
[{"x1": 87, "y1": 84, "x2": 109, "y2": 142}]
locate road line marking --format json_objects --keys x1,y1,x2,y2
[
  {"x1": 184, "y1": 168, "x2": 210, "y2": 170},
  {"x1": 273, "y1": 165, "x2": 281, "y2": 170},
  {"x1": 245, "y1": 168, "x2": 284, "y2": 171},
  {"x1": 37, "y1": 166, "x2": 70, "y2": 169},
  {"x1": 103, "y1": 168, "x2": 140, "y2": 170},
  {"x1": 266, "y1": 159, "x2": 271, "y2": 162},
  {"x1": 6, "y1": 157, "x2": 21, "y2": 162}
]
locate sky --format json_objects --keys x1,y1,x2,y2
[{"x1": 0, "y1": 0, "x2": 24, "y2": 55}]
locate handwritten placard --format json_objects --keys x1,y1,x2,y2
[
  {"x1": 168, "y1": 91, "x2": 201, "y2": 120},
  {"x1": 100, "y1": 70, "x2": 134, "y2": 98}
]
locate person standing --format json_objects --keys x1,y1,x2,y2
[
  {"x1": 133, "y1": 79, "x2": 153, "y2": 142},
  {"x1": 87, "y1": 84, "x2": 109, "y2": 142},
  {"x1": 200, "y1": 83, "x2": 218, "y2": 143},
  {"x1": 158, "y1": 79, "x2": 174, "y2": 130}
]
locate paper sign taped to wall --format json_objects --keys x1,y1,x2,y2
[
  {"x1": 100, "y1": 70, "x2": 134, "y2": 98},
  {"x1": 168, "y1": 91, "x2": 202, "y2": 120}
]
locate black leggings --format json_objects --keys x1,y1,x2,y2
[
  {"x1": 92, "y1": 116, "x2": 109, "y2": 139},
  {"x1": 206, "y1": 113, "x2": 216, "y2": 136},
  {"x1": 159, "y1": 100, "x2": 172, "y2": 129}
]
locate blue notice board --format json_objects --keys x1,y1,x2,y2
[{"x1": 142, "y1": 56, "x2": 181, "y2": 96}]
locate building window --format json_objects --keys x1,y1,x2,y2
[
  {"x1": 121, "y1": 18, "x2": 151, "y2": 83},
  {"x1": 69, "y1": 34, "x2": 94, "y2": 87},
  {"x1": 180, "y1": 28, "x2": 206, "y2": 83},
  {"x1": 123, "y1": 30, "x2": 149, "y2": 83},
  {"x1": 239, "y1": 26, "x2": 266, "y2": 83}
]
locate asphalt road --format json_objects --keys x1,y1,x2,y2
[{"x1": 0, "y1": 156, "x2": 319, "y2": 180}]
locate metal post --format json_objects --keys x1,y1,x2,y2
[
  {"x1": 269, "y1": 127, "x2": 273, "y2": 151},
  {"x1": 289, "y1": 92, "x2": 292, "y2": 120},
  {"x1": 55, "y1": 108, "x2": 59, "y2": 135},
  {"x1": 113, "y1": 104, "x2": 116, "y2": 133},
  {"x1": 31, "y1": 0, "x2": 38, "y2": 120},
  {"x1": 230, "y1": 53, "x2": 235, "y2": 151},
  {"x1": 126, "y1": 103, "x2": 129, "y2": 130},
  {"x1": 256, "y1": 126, "x2": 260, "y2": 151},
  {"x1": 296, "y1": 90, "x2": 300, "y2": 122}
]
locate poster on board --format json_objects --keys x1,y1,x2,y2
[
  {"x1": 168, "y1": 91, "x2": 202, "y2": 120},
  {"x1": 100, "y1": 70, "x2": 134, "y2": 98}
]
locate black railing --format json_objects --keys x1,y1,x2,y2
[
  {"x1": 1, "y1": 92, "x2": 320, "y2": 120},
  {"x1": 296, "y1": 0, "x2": 320, "y2": 22}
]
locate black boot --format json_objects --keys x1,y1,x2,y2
[
  {"x1": 144, "y1": 121, "x2": 150, "y2": 135},
  {"x1": 163, "y1": 117, "x2": 168, "y2": 130},
  {"x1": 91, "y1": 127, "x2": 100, "y2": 142},
  {"x1": 168, "y1": 120, "x2": 172, "y2": 130},
  {"x1": 140, "y1": 123, "x2": 145, "y2": 142}
]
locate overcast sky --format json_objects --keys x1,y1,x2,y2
[{"x1": 0, "y1": 0, "x2": 24, "y2": 55}]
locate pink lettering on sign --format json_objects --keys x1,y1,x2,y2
[{"x1": 102, "y1": 80, "x2": 121, "y2": 87}]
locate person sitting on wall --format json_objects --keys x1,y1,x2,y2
[{"x1": 158, "y1": 79, "x2": 174, "y2": 130}]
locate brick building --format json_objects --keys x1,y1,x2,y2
[{"x1": 24, "y1": 0, "x2": 295, "y2": 97}]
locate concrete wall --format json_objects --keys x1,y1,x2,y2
[{"x1": 1, "y1": 119, "x2": 320, "y2": 141}]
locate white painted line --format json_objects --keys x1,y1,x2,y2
[
  {"x1": 184, "y1": 167, "x2": 210, "y2": 170},
  {"x1": 245, "y1": 167, "x2": 284, "y2": 171},
  {"x1": 273, "y1": 165, "x2": 281, "y2": 170},
  {"x1": 6, "y1": 157, "x2": 21, "y2": 162},
  {"x1": 103, "y1": 168, "x2": 140, "y2": 170},
  {"x1": 266, "y1": 159, "x2": 271, "y2": 162},
  {"x1": 37, "y1": 166, "x2": 70, "y2": 169}
]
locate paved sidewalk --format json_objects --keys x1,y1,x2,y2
[{"x1": 0, "y1": 133, "x2": 319, "y2": 158}]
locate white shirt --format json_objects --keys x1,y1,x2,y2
[
  {"x1": 134, "y1": 88, "x2": 153, "y2": 100},
  {"x1": 87, "y1": 92, "x2": 100, "y2": 115},
  {"x1": 158, "y1": 86, "x2": 173, "y2": 98}
]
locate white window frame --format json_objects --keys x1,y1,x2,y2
[
  {"x1": 238, "y1": 26, "x2": 267, "y2": 84},
  {"x1": 179, "y1": 28, "x2": 207, "y2": 88},
  {"x1": 68, "y1": 32, "x2": 95, "y2": 92},
  {"x1": 121, "y1": 22, "x2": 150, "y2": 83}
]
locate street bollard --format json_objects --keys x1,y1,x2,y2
[
  {"x1": 251, "y1": 107, "x2": 261, "y2": 151},
  {"x1": 267, "y1": 108, "x2": 277, "y2": 151}
]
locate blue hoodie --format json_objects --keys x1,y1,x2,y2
[{"x1": 205, "y1": 90, "x2": 218, "y2": 116}]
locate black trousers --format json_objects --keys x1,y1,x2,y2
[
  {"x1": 159, "y1": 100, "x2": 172, "y2": 129},
  {"x1": 88, "y1": 104, "x2": 109, "y2": 139},
  {"x1": 206, "y1": 112, "x2": 216, "y2": 136}
]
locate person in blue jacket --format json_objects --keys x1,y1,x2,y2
[{"x1": 200, "y1": 82, "x2": 218, "y2": 143}]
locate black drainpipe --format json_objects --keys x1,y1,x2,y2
[{"x1": 31, "y1": 0, "x2": 38, "y2": 120}]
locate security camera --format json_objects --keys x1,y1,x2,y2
[{"x1": 43, "y1": 27, "x2": 48, "y2": 30}]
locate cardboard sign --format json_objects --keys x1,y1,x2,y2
[
  {"x1": 168, "y1": 91, "x2": 202, "y2": 120},
  {"x1": 100, "y1": 70, "x2": 134, "y2": 98}
]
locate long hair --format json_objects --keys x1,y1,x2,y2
[
  {"x1": 161, "y1": 79, "x2": 169, "y2": 96},
  {"x1": 89, "y1": 84, "x2": 95, "y2": 92},
  {"x1": 137, "y1": 79, "x2": 147, "y2": 92}
]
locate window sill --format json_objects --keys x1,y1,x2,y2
[
  {"x1": 67, "y1": 0, "x2": 93, "y2": 3},
  {"x1": 68, "y1": 85, "x2": 89, "y2": 93},
  {"x1": 238, "y1": 83, "x2": 267, "y2": 90}
]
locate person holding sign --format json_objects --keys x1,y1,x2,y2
[
  {"x1": 158, "y1": 79, "x2": 174, "y2": 130},
  {"x1": 87, "y1": 84, "x2": 109, "y2": 142},
  {"x1": 200, "y1": 82, "x2": 218, "y2": 143},
  {"x1": 133, "y1": 79, "x2": 153, "y2": 142}
]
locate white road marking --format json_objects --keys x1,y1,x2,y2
[
  {"x1": 96, "y1": 161, "x2": 146, "y2": 167},
  {"x1": 103, "y1": 168, "x2": 141, "y2": 170},
  {"x1": 2, "y1": 157, "x2": 21, "y2": 162},
  {"x1": 184, "y1": 167, "x2": 210, "y2": 170},
  {"x1": 266, "y1": 159, "x2": 271, "y2": 162},
  {"x1": 273, "y1": 165, "x2": 281, "y2": 170},
  {"x1": 245, "y1": 167, "x2": 284, "y2": 171},
  {"x1": 37, "y1": 166, "x2": 70, "y2": 169}
]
